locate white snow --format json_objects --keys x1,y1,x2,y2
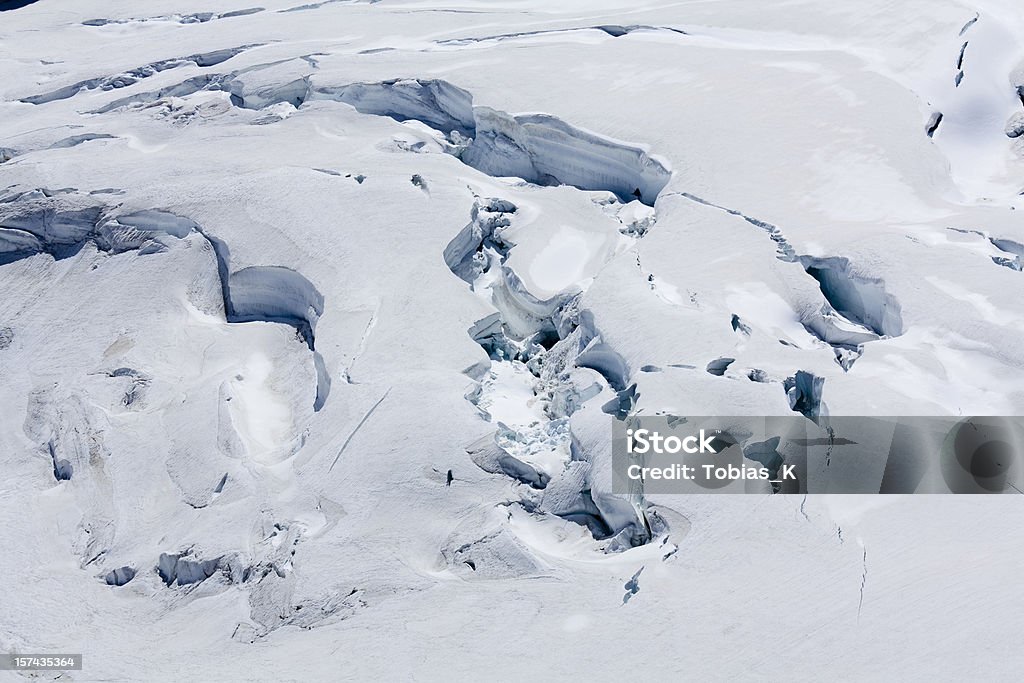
[{"x1": 1, "y1": 0, "x2": 1024, "y2": 680}]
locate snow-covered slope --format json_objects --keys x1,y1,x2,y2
[{"x1": 1, "y1": 0, "x2": 1023, "y2": 680}]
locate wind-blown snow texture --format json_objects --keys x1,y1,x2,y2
[{"x1": 2, "y1": 1, "x2": 1024, "y2": 680}]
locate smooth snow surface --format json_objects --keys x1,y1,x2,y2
[{"x1": 2, "y1": 0, "x2": 1024, "y2": 680}]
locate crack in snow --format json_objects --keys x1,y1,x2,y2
[
  {"x1": 328, "y1": 388, "x2": 391, "y2": 472},
  {"x1": 858, "y1": 547, "x2": 868, "y2": 620}
]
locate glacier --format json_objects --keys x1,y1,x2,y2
[{"x1": 1, "y1": 0, "x2": 1024, "y2": 680}]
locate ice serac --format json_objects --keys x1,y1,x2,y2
[
  {"x1": 228, "y1": 65, "x2": 311, "y2": 109},
  {"x1": 990, "y1": 238, "x2": 1024, "y2": 270},
  {"x1": 20, "y1": 46, "x2": 257, "y2": 105},
  {"x1": 0, "y1": 189, "x2": 105, "y2": 253},
  {"x1": 227, "y1": 266, "x2": 330, "y2": 410},
  {"x1": 95, "y1": 74, "x2": 233, "y2": 113},
  {"x1": 82, "y1": 8, "x2": 264, "y2": 26},
  {"x1": 313, "y1": 79, "x2": 476, "y2": 138},
  {"x1": 152, "y1": 66, "x2": 672, "y2": 205},
  {"x1": 1007, "y1": 112, "x2": 1024, "y2": 138},
  {"x1": 799, "y1": 256, "x2": 903, "y2": 337},
  {"x1": 0, "y1": 194, "x2": 209, "y2": 259},
  {"x1": 157, "y1": 551, "x2": 230, "y2": 587},
  {"x1": 466, "y1": 433, "x2": 549, "y2": 489},
  {"x1": 464, "y1": 109, "x2": 670, "y2": 204},
  {"x1": 97, "y1": 210, "x2": 198, "y2": 253},
  {"x1": 105, "y1": 209, "x2": 328, "y2": 409},
  {"x1": 0, "y1": 197, "x2": 329, "y2": 410},
  {"x1": 785, "y1": 370, "x2": 826, "y2": 419},
  {"x1": 227, "y1": 266, "x2": 323, "y2": 342},
  {"x1": 307, "y1": 75, "x2": 671, "y2": 204},
  {"x1": 575, "y1": 340, "x2": 630, "y2": 392},
  {"x1": 23, "y1": 388, "x2": 116, "y2": 565},
  {"x1": 445, "y1": 528, "x2": 543, "y2": 580},
  {"x1": 103, "y1": 566, "x2": 136, "y2": 587},
  {"x1": 443, "y1": 190, "x2": 665, "y2": 550},
  {"x1": 440, "y1": 509, "x2": 545, "y2": 580},
  {"x1": 443, "y1": 197, "x2": 516, "y2": 282},
  {"x1": 706, "y1": 357, "x2": 735, "y2": 377},
  {"x1": 49, "y1": 133, "x2": 118, "y2": 150},
  {"x1": 0, "y1": 228, "x2": 42, "y2": 256}
]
